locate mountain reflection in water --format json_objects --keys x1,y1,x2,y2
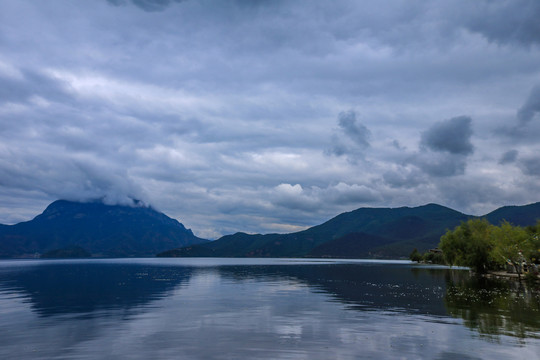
[
  {"x1": 218, "y1": 263, "x2": 449, "y2": 315},
  {"x1": 0, "y1": 260, "x2": 193, "y2": 316},
  {"x1": 0, "y1": 258, "x2": 538, "y2": 359}
]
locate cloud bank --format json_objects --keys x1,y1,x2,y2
[{"x1": 0, "y1": 0, "x2": 539, "y2": 237}]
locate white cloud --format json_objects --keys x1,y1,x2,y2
[{"x1": 0, "y1": 0, "x2": 539, "y2": 236}]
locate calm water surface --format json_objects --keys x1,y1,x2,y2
[{"x1": 0, "y1": 258, "x2": 538, "y2": 359}]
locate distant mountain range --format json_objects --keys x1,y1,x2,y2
[
  {"x1": 2, "y1": 200, "x2": 540, "y2": 259},
  {"x1": 158, "y1": 202, "x2": 540, "y2": 259},
  {"x1": 0, "y1": 200, "x2": 207, "y2": 258}
]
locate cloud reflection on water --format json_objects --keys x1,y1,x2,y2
[{"x1": 0, "y1": 259, "x2": 538, "y2": 359}]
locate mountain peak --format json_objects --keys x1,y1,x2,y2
[
  {"x1": 1, "y1": 200, "x2": 208, "y2": 258},
  {"x1": 160, "y1": 202, "x2": 540, "y2": 259},
  {"x1": 45, "y1": 198, "x2": 150, "y2": 212}
]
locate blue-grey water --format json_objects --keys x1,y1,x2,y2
[{"x1": 0, "y1": 258, "x2": 538, "y2": 359}]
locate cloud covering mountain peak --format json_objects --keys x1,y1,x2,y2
[{"x1": 0, "y1": 0, "x2": 539, "y2": 237}]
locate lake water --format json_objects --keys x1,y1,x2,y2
[{"x1": 0, "y1": 258, "x2": 538, "y2": 359}]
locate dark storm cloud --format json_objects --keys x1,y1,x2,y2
[
  {"x1": 401, "y1": 116, "x2": 476, "y2": 178},
  {"x1": 498, "y1": 150, "x2": 519, "y2": 165},
  {"x1": 271, "y1": 183, "x2": 380, "y2": 214},
  {"x1": 461, "y1": 0, "x2": 540, "y2": 46},
  {"x1": 1, "y1": 0, "x2": 540, "y2": 235},
  {"x1": 338, "y1": 110, "x2": 371, "y2": 148},
  {"x1": 493, "y1": 85, "x2": 540, "y2": 142},
  {"x1": 420, "y1": 116, "x2": 474, "y2": 155},
  {"x1": 326, "y1": 110, "x2": 371, "y2": 159},
  {"x1": 411, "y1": 153, "x2": 468, "y2": 178},
  {"x1": 327, "y1": 136, "x2": 347, "y2": 157},
  {"x1": 0, "y1": 69, "x2": 73, "y2": 105},
  {"x1": 517, "y1": 85, "x2": 540, "y2": 124},
  {"x1": 106, "y1": 0, "x2": 186, "y2": 12},
  {"x1": 382, "y1": 169, "x2": 425, "y2": 189},
  {"x1": 0, "y1": 143, "x2": 145, "y2": 207},
  {"x1": 520, "y1": 157, "x2": 540, "y2": 176}
]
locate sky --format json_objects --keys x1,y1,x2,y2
[{"x1": 1, "y1": 0, "x2": 540, "y2": 239}]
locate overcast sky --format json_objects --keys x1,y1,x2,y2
[{"x1": 1, "y1": 0, "x2": 540, "y2": 238}]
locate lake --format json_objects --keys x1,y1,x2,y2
[{"x1": 0, "y1": 258, "x2": 538, "y2": 359}]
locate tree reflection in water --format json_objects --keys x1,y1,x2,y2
[{"x1": 444, "y1": 272, "x2": 540, "y2": 340}]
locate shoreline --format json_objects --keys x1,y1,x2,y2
[{"x1": 484, "y1": 270, "x2": 540, "y2": 281}]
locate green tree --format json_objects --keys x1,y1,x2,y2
[
  {"x1": 422, "y1": 251, "x2": 444, "y2": 264},
  {"x1": 525, "y1": 220, "x2": 540, "y2": 265},
  {"x1": 409, "y1": 248, "x2": 422, "y2": 262},
  {"x1": 439, "y1": 219, "x2": 494, "y2": 273},
  {"x1": 490, "y1": 221, "x2": 530, "y2": 280}
]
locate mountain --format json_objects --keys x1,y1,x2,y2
[
  {"x1": 159, "y1": 202, "x2": 540, "y2": 259},
  {"x1": 159, "y1": 203, "x2": 471, "y2": 258},
  {"x1": 307, "y1": 232, "x2": 399, "y2": 259},
  {"x1": 0, "y1": 200, "x2": 208, "y2": 258},
  {"x1": 4, "y1": 200, "x2": 540, "y2": 260},
  {"x1": 484, "y1": 202, "x2": 540, "y2": 227}
]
